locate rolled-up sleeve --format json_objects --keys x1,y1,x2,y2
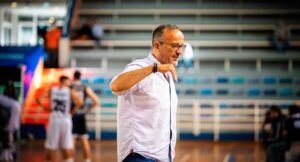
[{"x1": 110, "y1": 62, "x2": 144, "y2": 96}]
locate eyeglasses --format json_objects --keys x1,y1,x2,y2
[{"x1": 159, "y1": 42, "x2": 186, "y2": 50}]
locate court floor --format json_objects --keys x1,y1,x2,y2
[{"x1": 18, "y1": 140, "x2": 266, "y2": 162}]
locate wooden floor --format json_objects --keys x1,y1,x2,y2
[{"x1": 18, "y1": 140, "x2": 266, "y2": 162}]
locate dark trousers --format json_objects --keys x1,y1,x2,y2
[
  {"x1": 45, "y1": 48, "x2": 58, "y2": 68},
  {"x1": 122, "y1": 153, "x2": 156, "y2": 162}
]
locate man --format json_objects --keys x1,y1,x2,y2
[
  {"x1": 285, "y1": 105, "x2": 300, "y2": 162},
  {"x1": 0, "y1": 80, "x2": 21, "y2": 162},
  {"x1": 110, "y1": 24, "x2": 185, "y2": 162},
  {"x1": 37, "y1": 76, "x2": 83, "y2": 162},
  {"x1": 272, "y1": 20, "x2": 290, "y2": 53},
  {"x1": 0, "y1": 95, "x2": 21, "y2": 162},
  {"x1": 265, "y1": 105, "x2": 289, "y2": 162},
  {"x1": 45, "y1": 20, "x2": 61, "y2": 68},
  {"x1": 71, "y1": 70, "x2": 100, "y2": 162}
]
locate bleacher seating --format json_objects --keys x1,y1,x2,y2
[
  {"x1": 93, "y1": 77, "x2": 106, "y2": 84},
  {"x1": 231, "y1": 77, "x2": 244, "y2": 84},
  {"x1": 216, "y1": 89, "x2": 229, "y2": 95},
  {"x1": 263, "y1": 89, "x2": 277, "y2": 96},
  {"x1": 70, "y1": 0, "x2": 300, "y2": 69},
  {"x1": 20, "y1": 0, "x2": 300, "y2": 140},
  {"x1": 279, "y1": 77, "x2": 292, "y2": 84},
  {"x1": 247, "y1": 88, "x2": 260, "y2": 97},
  {"x1": 199, "y1": 88, "x2": 213, "y2": 96},
  {"x1": 263, "y1": 76, "x2": 277, "y2": 84},
  {"x1": 278, "y1": 88, "x2": 293, "y2": 97},
  {"x1": 247, "y1": 78, "x2": 260, "y2": 84},
  {"x1": 231, "y1": 89, "x2": 244, "y2": 96},
  {"x1": 216, "y1": 77, "x2": 229, "y2": 84}
]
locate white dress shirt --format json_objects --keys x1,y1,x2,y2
[{"x1": 111, "y1": 53, "x2": 178, "y2": 162}]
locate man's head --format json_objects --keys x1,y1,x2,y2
[
  {"x1": 51, "y1": 20, "x2": 57, "y2": 27},
  {"x1": 4, "y1": 80, "x2": 17, "y2": 100},
  {"x1": 152, "y1": 24, "x2": 185, "y2": 65},
  {"x1": 269, "y1": 105, "x2": 282, "y2": 119},
  {"x1": 73, "y1": 70, "x2": 81, "y2": 81},
  {"x1": 60, "y1": 75, "x2": 71, "y2": 87}
]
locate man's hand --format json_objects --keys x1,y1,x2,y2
[{"x1": 157, "y1": 64, "x2": 177, "y2": 81}]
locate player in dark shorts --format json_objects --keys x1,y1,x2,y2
[{"x1": 71, "y1": 71, "x2": 100, "y2": 162}]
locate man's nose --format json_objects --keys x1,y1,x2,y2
[{"x1": 176, "y1": 49, "x2": 183, "y2": 56}]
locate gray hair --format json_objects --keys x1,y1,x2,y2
[{"x1": 152, "y1": 24, "x2": 180, "y2": 46}]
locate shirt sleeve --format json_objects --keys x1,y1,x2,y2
[{"x1": 110, "y1": 63, "x2": 145, "y2": 96}]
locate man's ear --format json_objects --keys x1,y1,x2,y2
[{"x1": 154, "y1": 41, "x2": 160, "y2": 50}]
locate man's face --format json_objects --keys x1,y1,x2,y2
[
  {"x1": 63, "y1": 79, "x2": 71, "y2": 87},
  {"x1": 156, "y1": 29, "x2": 185, "y2": 65},
  {"x1": 270, "y1": 111, "x2": 279, "y2": 119}
]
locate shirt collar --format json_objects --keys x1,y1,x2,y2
[{"x1": 147, "y1": 53, "x2": 161, "y2": 64}]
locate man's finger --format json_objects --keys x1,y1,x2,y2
[{"x1": 170, "y1": 66, "x2": 177, "y2": 82}]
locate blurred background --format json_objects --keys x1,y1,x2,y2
[{"x1": 0, "y1": 0, "x2": 300, "y2": 161}]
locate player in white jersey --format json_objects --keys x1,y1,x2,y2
[{"x1": 37, "y1": 76, "x2": 83, "y2": 162}]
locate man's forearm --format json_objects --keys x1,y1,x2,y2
[{"x1": 110, "y1": 65, "x2": 153, "y2": 93}]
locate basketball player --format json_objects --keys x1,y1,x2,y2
[
  {"x1": 71, "y1": 70, "x2": 100, "y2": 162},
  {"x1": 37, "y1": 76, "x2": 83, "y2": 162}
]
